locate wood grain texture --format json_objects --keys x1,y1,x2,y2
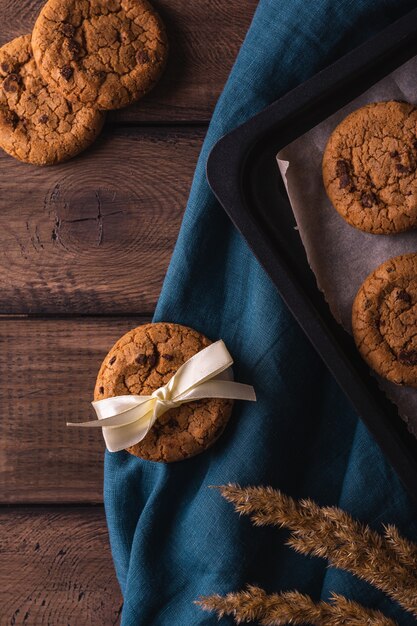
[
  {"x1": 0, "y1": 1, "x2": 257, "y2": 621},
  {"x1": 0, "y1": 0, "x2": 257, "y2": 123},
  {"x1": 0, "y1": 317, "x2": 149, "y2": 504},
  {"x1": 0, "y1": 506, "x2": 122, "y2": 626},
  {"x1": 0, "y1": 127, "x2": 203, "y2": 316}
]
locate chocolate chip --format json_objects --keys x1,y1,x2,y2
[
  {"x1": 60, "y1": 23, "x2": 76, "y2": 38},
  {"x1": 60, "y1": 65, "x2": 74, "y2": 81},
  {"x1": 1, "y1": 108, "x2": 18, "y2": 128},
  {"x1": 109, "y1": 356, "x2": 116, "y2": 365},
  {"x1": 387, "y1": 267, "x2": 394, "y2": 273},
  {"x1": 339, "y1": 174, "x2": 352, "y2": 189},
  {"x1": 162, "y1": 354, "x2": 173, "y2": 361},
  {"x1": 396, "y1": 289, "x2": 412, "y2": 304},
  {"x1": 335, "y1": 159, "x2": 354, "y2": 190},
  {"x1": 147, "y1": 354, "x2": 157, "y2": 367},
  {"x1": 335, "y1": 159, "x2": 350, "y2": 176},
  {"x1": 1, "y1": 62, "x2": 11, "y2": 73},
  {"x1": 390, "y1": 150, "x2": 400, "y2": 158},
  {"x1": 67, "y1": 39, "x2": 82, "y2": 59},
  {"x1": 3, "y1": 73, "x2": 21, "y2": 93},
  {"x1": 398, "y1": 350, "x2": 417, "y2": 366},
  {"x1": 396, "y1": 163, "x2": 411, "y2": 173},
  {"x1": 99, "y1": 386, "x2": 104, "y2": 394},
  {"x1": 8, "y1": 112, "x2": 18, "y2": 127},
  {"x1": 136, "y1": 50, "x2": 150, "y2": 65},
  {"x1": 136, "y1": 353, "x2": 157, "y2": 367},
  {"x1": 360, "y1": 192, "x2": 378, "y2": 208},
  {"x1": 38, "y1": 114, "x2": 48, "y2": 124},
  {"x1": 413, "y1": 140, "x2": 417, "y2": 151}
]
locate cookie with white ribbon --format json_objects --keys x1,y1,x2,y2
[{"x1": 94, "y1": 323, "x2": 234, "y2": 462}]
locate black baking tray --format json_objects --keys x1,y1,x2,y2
[{"x1": 207, "y1": 10, "x2": 417, "y2": 501}]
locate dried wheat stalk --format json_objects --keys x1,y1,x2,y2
[
  {"x1": 197, "y1": 585, "x2": 398, "y2": 625},
  {"x1": 217, "y1": 484, "x2": 417, "y2": 616},
  {"x1": 383, "y1": 524, "x2": 417, "y2": 571}
]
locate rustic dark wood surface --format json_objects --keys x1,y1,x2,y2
[
  {"x1": 0, "y1": 129, "x2": 204, "y2": 315},
  {"x1": 0, "y1": 507, "x2": 123, "y2": 626},
  {"x1": 0, "y1": 0, "x2": 257, "y2": 623},
  {"x1": 0, "y1": 317, "x2": 149, "y2": 504}
]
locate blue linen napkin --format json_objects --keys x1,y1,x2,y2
[{"x1": 104, "y1": 1, "x2": 417, "y2": 624}]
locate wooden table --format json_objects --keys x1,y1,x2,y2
[{"x1": 0, "y1": 1, "x2": 257, "y2": 624}]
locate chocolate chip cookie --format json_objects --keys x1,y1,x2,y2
[
  {"x1": 323, "y1": 101, "x2": 417, "y2": 234},
  {"x1": 0, "y1": 34, "x2": 105, "y2": 165},
  {"x1": 94, "y1": 323, "x2": 233, "y2": 462},
  {"x1": 352, "y1": 254, "x2": 417, "y2": 386},
  {"x1": 32, "y1": 0, "x2": 168, "y2": 111}
]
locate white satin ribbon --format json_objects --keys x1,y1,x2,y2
[{"x1": 67, "y1": 340, "x2": 256, "y2": 452}]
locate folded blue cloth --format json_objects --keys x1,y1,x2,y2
[{"x1": 104, "y1": 1, "x2": 417, "y2": 624}]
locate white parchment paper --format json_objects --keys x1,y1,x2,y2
[{"x1": 277, "y1": 55, "x2": 417, "y2": 435}]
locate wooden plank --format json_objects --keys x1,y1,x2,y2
[
  {"x1": 0, "y1": 127, "x2": 203, "y2": 315},
  {"x1": 0, "y1": 0, "x2": 257, "y2": 123},
  {"x1": 0, "y1": 506, "x2": 122, "y2": 626},
  {"x1": 0, "y1": 317, "x2": 150, "y2": 504}
]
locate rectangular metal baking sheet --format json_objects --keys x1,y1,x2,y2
[
  {"x1": 207, "y1": 9, "x2": 417, "y2": 501},
  {"x1": 277, "y1": 55, "x2": 417, "y2": 436}
]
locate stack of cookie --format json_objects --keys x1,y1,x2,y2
[
  {"x1": 0, "y1": 0, "x2": 168, "y2": 166},
  {"x1": 322, "y1": 101, "x2": 417, "y2": 387}
]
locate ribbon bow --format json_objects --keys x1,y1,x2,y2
[{"x1": 67, "y1": 340, "x2": 256, "y2": 452}]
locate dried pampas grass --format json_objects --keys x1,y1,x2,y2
[
  {"x1": 197, "y1": 585, "x2": 398, "y2": 625},
  {"x1": 196, "y1": 484, "x2": 417, "y2": 625},
  {"x1": 217, "y1": 484, "x2": 417, "y2": 616}
]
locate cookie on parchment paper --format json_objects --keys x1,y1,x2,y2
[
  {"x1": 32, "y1": 0, "x2": 168, "y2": 111},
  {"x1": 94, "y1": 323, "x2": 233, "y2": 462},
  {"x1": 352, "y1": 254, "x2": 417, "y2": 387},
  {"x1": 0, "y1": 34, "x2": 105, "y2": 165},
  {"x1": 323, "y1": 101, "x2": 417, "y2": 234}
]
